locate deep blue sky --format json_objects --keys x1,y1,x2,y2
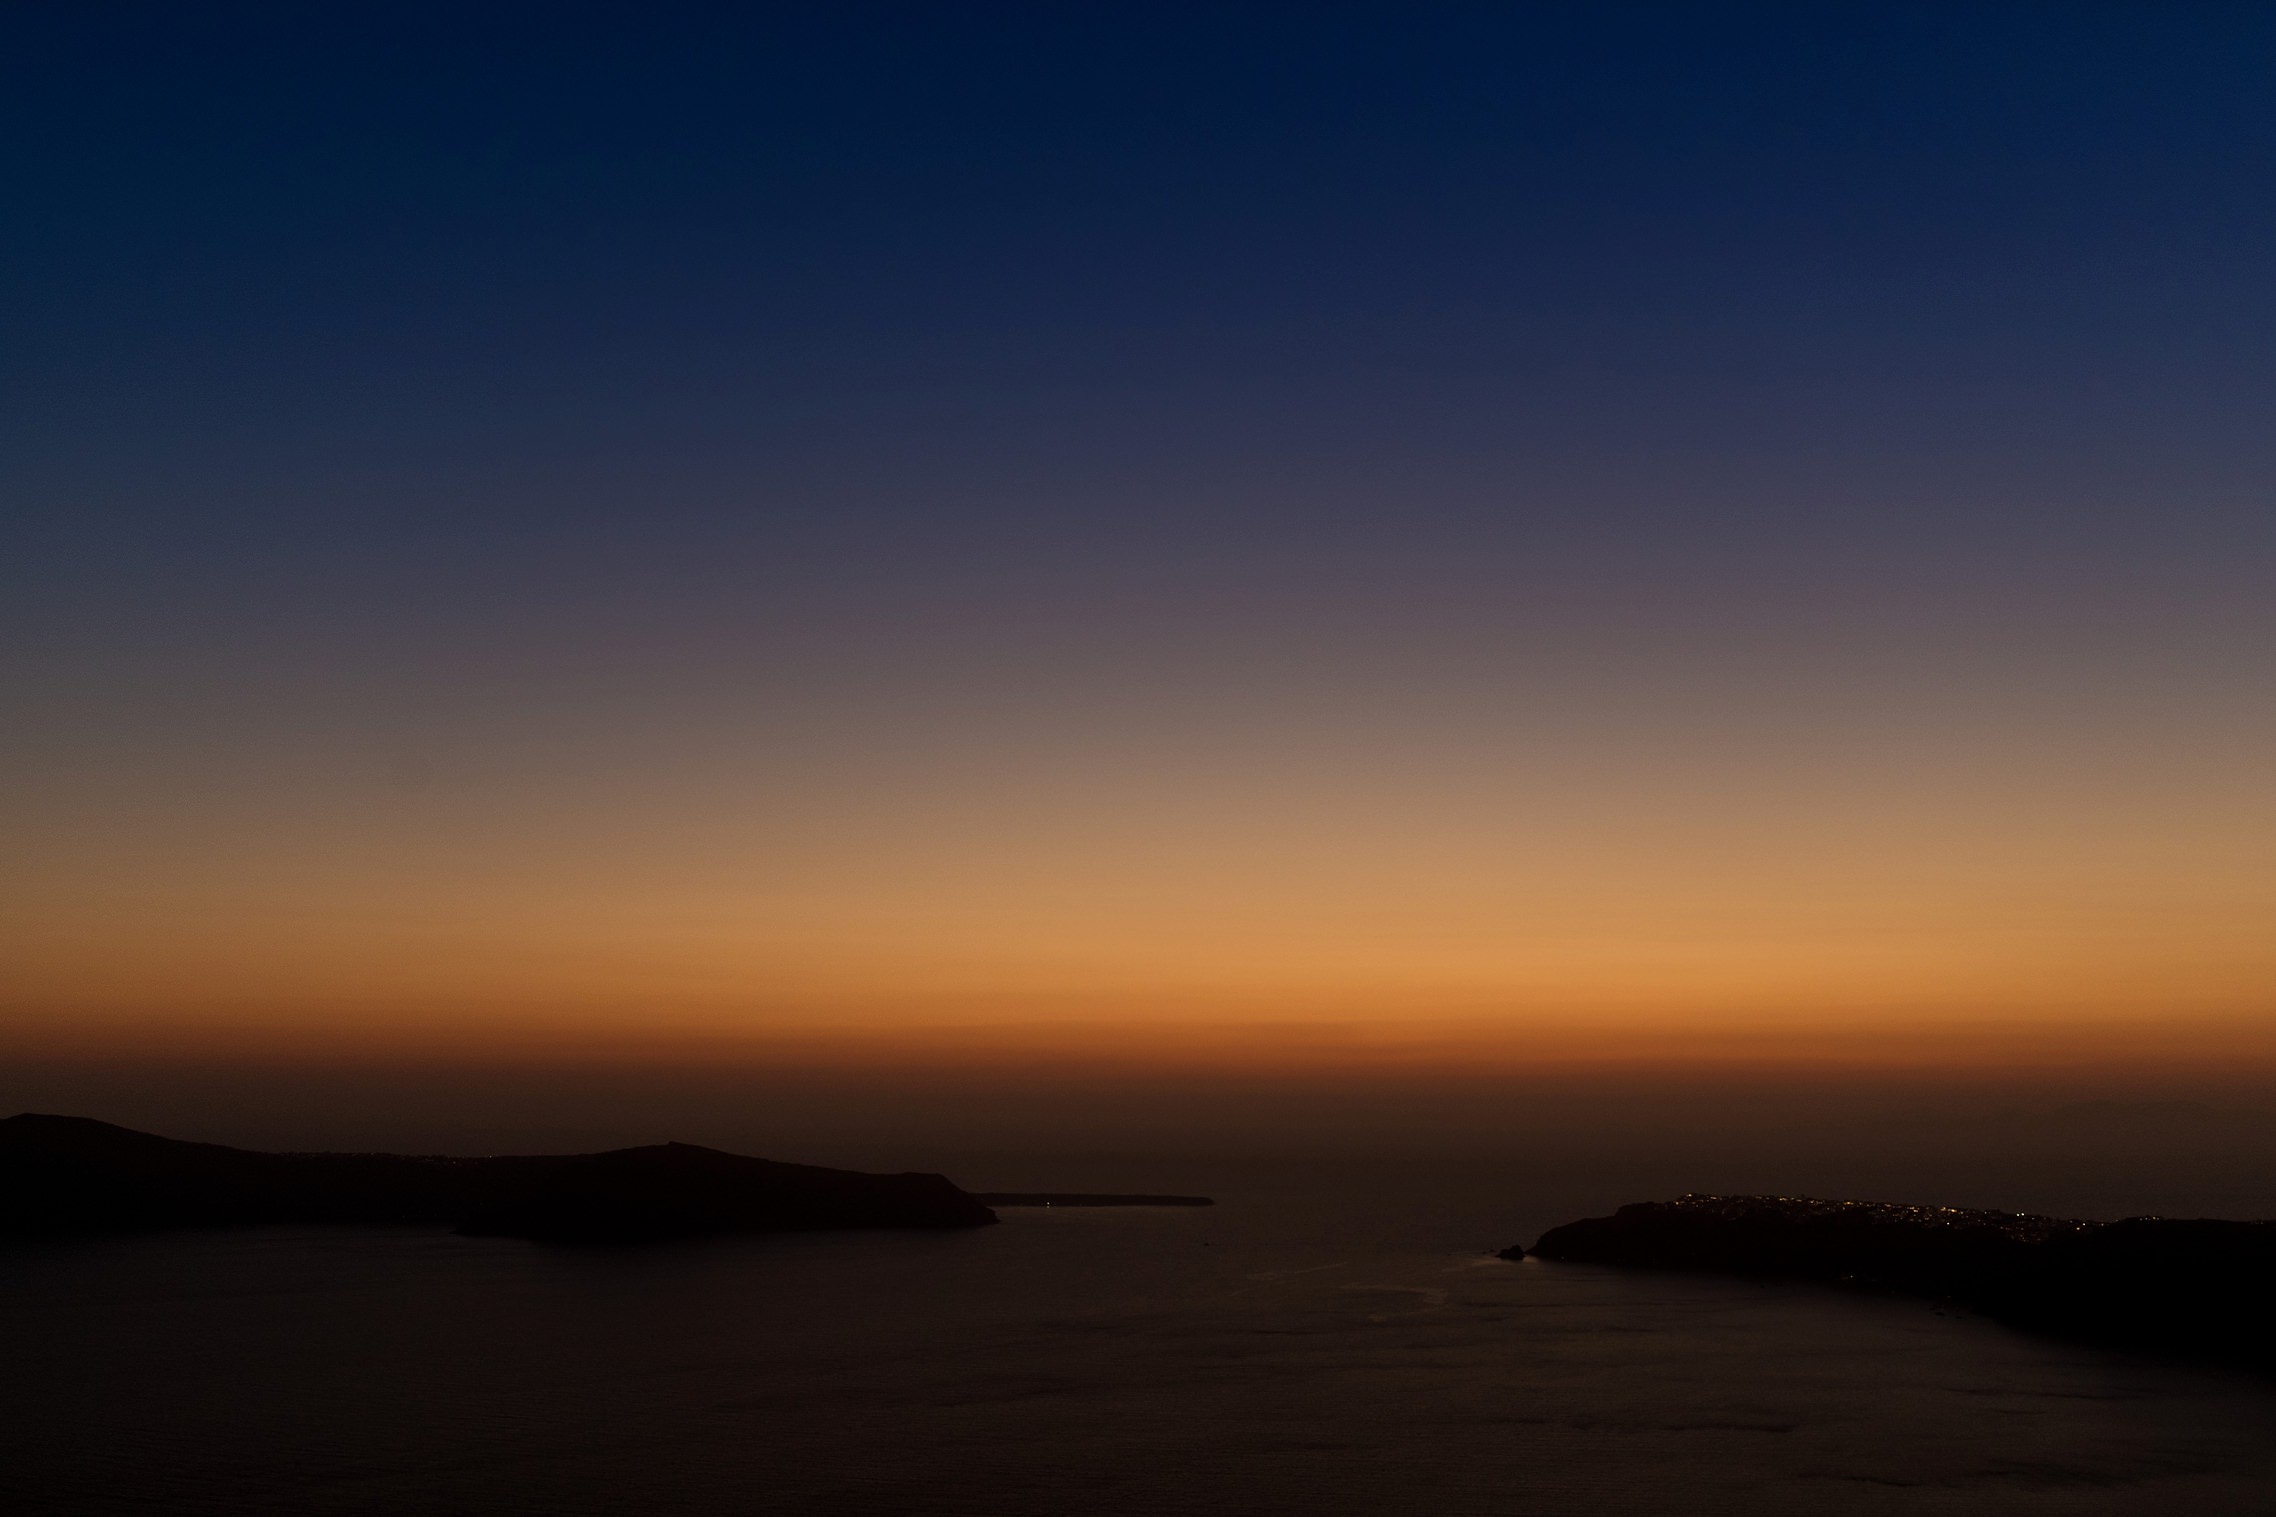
[
  {"x1": 11, "y1": 1, "x2": 2276, "y2": 721},
  {"x1": 11, "y1": 3, "x2": 2275, "y2": 562}
]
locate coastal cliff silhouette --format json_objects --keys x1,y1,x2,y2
[
  {"x1": 0, "y1": 1113, "x2": 997, "y2": 1241},
  {"x1": 1512, "y1": 1194, "x2": 2276, "y2": 1368}
]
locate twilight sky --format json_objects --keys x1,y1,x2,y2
[{"x1": 6, "y1": 3, "x2": 2275, "y2": 1080}]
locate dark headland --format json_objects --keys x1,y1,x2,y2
[
  {"x1": 0, "y1": 1113, "x2": 997, "y2": 1242},
  {"x1": 1508, "y1": 1194, "x2": 2276, "y2": 1368},
  {"x1": 975, "y1": 1193, "x2": 1213, "y2": 1207}
]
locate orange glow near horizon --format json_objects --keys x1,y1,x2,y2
[{"x1": 9, "y1": 654, "x2": 2273, "y2": 1078}]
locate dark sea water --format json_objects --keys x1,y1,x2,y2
[{"x1": 6, "y1": 1163, "x2": 2276, "y2": 1516}]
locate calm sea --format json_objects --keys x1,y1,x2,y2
[{"x1": 6, "y1": 1158, "x2": 2275, "y2": 1516}]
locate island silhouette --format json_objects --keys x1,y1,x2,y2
[
  {"x1": 1511, "y1": 1194, "x2": 2276, "y2": 1368},
  {"x1": 974, "y1": 1193, "x2": 1213, "y2": 1207},
  {"x1": 1, "y1": 1113, "x2": 1000, "y2": 1242}
]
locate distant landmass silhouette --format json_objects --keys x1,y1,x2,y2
[
  {"x1": 0, "y1": 1114, "x2": 997, "y2": 1242},
  {"x1": 974, "y1": 1193, "x2": 1213, "y2": 1207},
  {"x1": 1510, "y1": 1194, "x2": 2276, "y2": 1367}
]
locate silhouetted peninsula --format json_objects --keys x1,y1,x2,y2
[
  {"x1": 974, "y1": 1193, "x2": 1213, "y2": 1207},
  {"x1": 0, "y1": 1114, "x2": 996, "y2": 1242},
  {"x1": 1509, "y1": 1194, "x2": 2276, "y2": 1367}
]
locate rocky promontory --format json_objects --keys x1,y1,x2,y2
[
  {"x1": 974, "y1": 1193, "x2": 1213, "y2": 1207},
  {"x1": 1509, "y1": 1194, "x2": 2276, "y2": 1367},
  {"x1": 0, "y1": 1113, "x2": 997, "y2": 1242}
]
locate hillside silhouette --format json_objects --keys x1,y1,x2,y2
[
  {"x1": 1515, "y1": 1194, "x2": 2276, "y2": 1368},
  {"x1": 0, "y1": 1114, "x2": 996, "y2": 1241}
]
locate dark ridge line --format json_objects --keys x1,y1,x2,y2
[
  {"x1": 0, "y1": 1113, "x2": 996, "y2": 1243},
  {"x1": 974, "y1": 1193, "x2": 1214, "y2": 1207},
  {"x1": 1506, "y1": 1193, "x2": 2276, "y2": 1370}
]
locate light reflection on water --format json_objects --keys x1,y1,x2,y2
[{"x1": 4, "y1": 1171, "x2": 2275, "y2": 1516}]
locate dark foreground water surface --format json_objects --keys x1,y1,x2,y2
[{"x1": 6, "y1": 1165, "x2": 2276, "y2": 1516}]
